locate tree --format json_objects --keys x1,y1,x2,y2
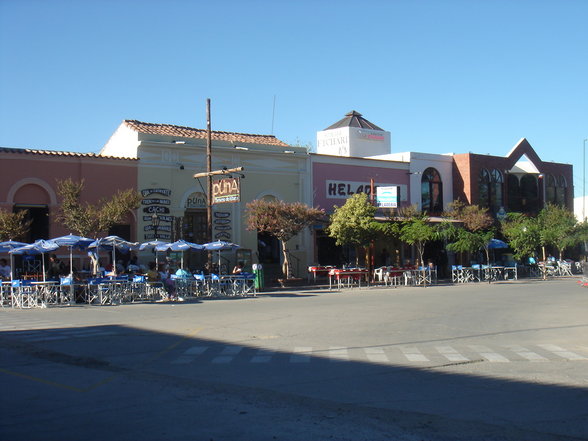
[
  {"x1": 0, "y1": 208, "x2": 32, "y2": 241},
  {"x1": 441, "y1": 201, "x2": 495, "y2": 265},
  {"x1": 536, "y1": 203, "x2": 578, "y2": 260},
  {"x1": 390, "y1": 205, "x2": 437, "y2": 268},
  {"x1": 326, "y1": 193, "x2": 387, "y2": 268},
  {"x1": 57, "y1": 178, "x2": 142, "y2": 238},
  {"x1": 246, "y1": 199, "x2": 324, "y2": 279},
  {"x1": 501, "y1": 212, "x2": 540, "y2": 260}
]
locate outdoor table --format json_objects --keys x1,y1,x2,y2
[
  {"x1": 308, "y1": 266, "x2": 336, "y2": 283},
  {"x1": 328, "y1": 269, "x2": 369, "y2": 290},
  {"x1": 30, "y1": 281, "x2": 59, "y2": 307},
  {"x1": 504, "y1": 266, "x2": 517, "y2": 280}
]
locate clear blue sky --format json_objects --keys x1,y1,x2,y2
[{"x1": 1, "y1": 0, "x2": 586, "y2": 193}]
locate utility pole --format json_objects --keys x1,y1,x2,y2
[{"x1": 206, "y1": 99, "x2": 212, "y2": 243}]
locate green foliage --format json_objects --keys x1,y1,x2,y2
[
  {"x1": 536, "y1": 203, "x2": 579, "y2": 260},
  {"x1": 391, "y1": 205, "x2": 437, "y2": 267},
  {"x1": 57, "y1": 178, "x2": 141, "y2": 238},
  {"x1": 441, "y1": 201, "x2": 495, "y2": 264},
  {"x1": 0, "y1": 209, "x2": 32, "y2": 241},
  {"x1": 501, "y1": 213, "x2": 540, "y2": 260},
  {"x1": 327, "y1": 193, "x2": 380, "y2": 247},
  {"x1": 246, "y1": 198, "x2": 324, "y2": 278}
]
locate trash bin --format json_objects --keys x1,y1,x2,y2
[{"x1": 253, "y1": 263, "x2": 264, "y2": 291}]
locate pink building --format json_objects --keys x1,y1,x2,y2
[{"x1": 0, "y1": 147, "x2": 138, "y2": 242}]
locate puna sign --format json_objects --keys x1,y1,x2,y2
[{"x1": 213, "y1": 178, "x2": 240, "y2": 204}]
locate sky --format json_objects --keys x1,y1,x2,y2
[{"x1": 1, "y1": 0, "x2": 587, "y2": 193}]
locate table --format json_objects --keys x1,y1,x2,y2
[
  {"x1": 328, "y1": 269, "x2": 369, "y2": 290},
  {"x1": 308, "y1": 266, "x2": 336, "y2": 283}
]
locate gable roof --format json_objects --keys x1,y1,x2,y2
[
  {"x1": 504, "y1": 138, "x2": 543, "y2": 170},
  {"x1": 324, "y1": 110, "x2": 384, "y2": 131},
  {"x1": 123, "y1": 120, "x2": 289, "y2": 147}
]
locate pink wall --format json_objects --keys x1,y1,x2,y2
[
  {"x1": 313, "y1": 161, "x2": 409, "y2": 212},
  {"x1": 0, "y1": 151, "x2": 138, "y2": 239}
]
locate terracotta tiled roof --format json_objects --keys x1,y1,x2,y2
[
  {"x1": 0, "y1": 147, "x2": 136, "y2": 161},
  {"x1": 123, "y1": 120, "x2": 290, "y2": 147}
]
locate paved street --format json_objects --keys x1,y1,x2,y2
[{"x1": 1, "y1": 278, "x2": 587, "y2": 441}]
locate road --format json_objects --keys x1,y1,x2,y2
[{"x1": 1, "y1": 278, "x2": 587, "y2": 441}]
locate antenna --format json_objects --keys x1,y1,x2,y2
[{"x1": 271, "y1": 95, "x2": 276, "y2": 134}]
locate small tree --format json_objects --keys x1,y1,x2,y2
[
  {"x1": 536, "y1": 203, "x2": 578, "y2": 260},
  {"x1": 57, "y1": 178, "x2": 141, "y2": 238},
  {"x1": 442, "y1": 201, "x2": 495, "y2": 265},
  {"x1": 327, "y1": 193, "x2": 386, "y2": 268},
  {"x1": 390, "y1": 205, "x2": 437, "y2": 268},
  {"x1": 501, "y1": 212, "x2": 540, "y2": 261},
  {"x1": 246, "y1": 199, "x2": 324, "y2": 279},
  {"x1": 0, "y1": 208, "x2": 32, "y2": 241}
]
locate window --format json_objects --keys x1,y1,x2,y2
[
  {"x1": 507, "y1": 174, "x2": 521, "y2": 212},
  {"x1": 478, "y1": 169, "x2": 490, "y2": 209},
  {"x1": 421, "y1": 168, "x2": 443, "y2": 213},
  {"x1": 520, "y1": 175, "x2": 539, "y2": 212},
  {"x1": 490, "y1": 169, "x2": 503, "y2": 212},
  {"x1": 478, "y1": 169, "x2": 503, "y2": 213},
  {"x1": 545, "y1": 174, "x2": 556, "y2": 204}
]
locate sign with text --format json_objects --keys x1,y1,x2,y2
[
  {"x1": 376, "y1": 186, "x2": 398, "y2": 208},
  {"x1": 213, "y1": 178, "x2": 240, "y2": 204}
]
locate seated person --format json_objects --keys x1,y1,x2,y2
[
  {"x1": 232, "y1": 261, "x2": 244, "y2": 274},
  {"x1": 0, "y1": 258, "x2": 10, "y2": 280},
  {"x1": 146, "y1": 262, "x2": 160, "y2": 282},
  {"x1": 175, "y1": 267, "x2": 191, "y2": 278}
]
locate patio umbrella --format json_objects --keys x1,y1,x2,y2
[
  {"x1": 0, "y1": 241, "x2": 29, "y2": 280},
  {"x1": 487, "y1": 239, "x2": 508, "y2": 249},
  {"x1": 88, "y1": 236, "x2": 139, "y2": 276},
  {"x1": 155, "y1": 240, "x2": 204, "y2": 269},
  {"x1": 48, "y1": 234, "x2": 94, "y2": 277},
  {"x1": 9, "y1": 240, "x2": 60, "y2": 282},
  {"x1": 202, "y1": 240, "x2": 240, "y2": 272},
  {"x1": 139, "y1": 240, "x2": 168, "y2": 269}
]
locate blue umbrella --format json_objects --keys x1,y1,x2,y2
[
  {"x1": 0, "y1": 241, "x2": 29, "y2": 280},
  {"x1": 202, "y1": 241, "x2": 240, "y2": 272},
  {"x1": 202, "y1": 240, "x2": 240, "y2": 251},
  {"x1": 10, "y1": 240, "x2": 60, "y2": 281},
  {"x1": 48, "y1": 234, "x2": 94, "y2": 277},
  {"x1": 488, "y1": 239, "x2": 508, "y2": 249},
  {"x1": 0, "y1": 240, "x2": 29, "y2": 253},
  {"x1": 155, "y1": 240, "x2": 204, "y2": 269},
  {"x1": 139, "y1": 240, "x2": 169, "y2": 269},
  {"x1": 88, "y1": 236, "x2": 139, "y2": 276}
]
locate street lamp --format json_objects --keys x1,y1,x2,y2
[
  {"x1": 583, "y1": 138, "x2": 587, "y2": 222},
  {"x1": 151, "y1": 213, "x2": 160, "y2": 239}
]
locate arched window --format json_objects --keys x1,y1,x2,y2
[
  {"x1": 545, "y1": 174, "x2": 556, "y2": 204},
  {"x1": 507, "y1": 174, "x2": 521, "y2": 212},
  {"x1": 479, "y1": 169, "x2": 504, "y2": 213},
  {"x1": 556, "y1": 176, "x2": 567, "y2": 206},
  {"x1": 490, "y1": 169, "x2": 504, "y2": 212},
  {"x1": 520, "y1": 175, "x2": 539, "y2": 212},
  {"x1": 421, "y1": 168, "x2": 443, "y2": 213},
  {"x1": 478, "y1": 169, "x2": 490, "y2": 209}
]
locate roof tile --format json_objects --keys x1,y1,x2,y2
[{"x1": 124, "y1": 120, "x2": 289, "y2": 147}]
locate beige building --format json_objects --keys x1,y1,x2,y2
[{"x1": 101, "y1": 120, "x2": 312, "y2": 277}]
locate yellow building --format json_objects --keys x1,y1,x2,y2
[{"x1": 101, "y1": 119, "x2": 311, "y2": 277}]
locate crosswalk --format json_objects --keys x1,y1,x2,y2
[{"x1": 171, "y1": 343, "x2": 588, "y2": 366}]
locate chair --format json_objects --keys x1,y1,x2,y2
[
  {"x1": 58, "y1": 276, "x2": 75, "y2": 305},
  {"x1": 11, "y1": 279, "x2": 36, "y2": 308}
]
